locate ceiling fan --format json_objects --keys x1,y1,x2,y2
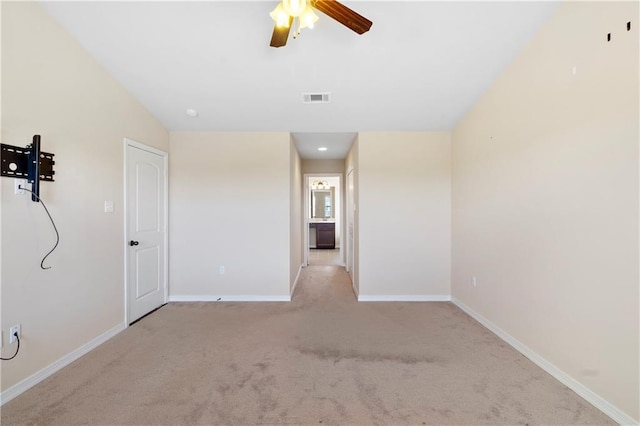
[{"x1": 269, "y1": 0, "x2": 373, "y2": 48}]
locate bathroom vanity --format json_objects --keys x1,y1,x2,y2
[{"x1": 309, "y1": 221, "x2": 335, "y2": 249}]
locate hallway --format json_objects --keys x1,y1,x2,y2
[
  {"x1": 293, "y1": 264, "x2": 355, "y2": 305},
  {"x1": 307, "y1": 249, "x2": 342, "y2": 267}
]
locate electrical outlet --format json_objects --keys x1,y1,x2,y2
[
  {"x1": 219, "y1": 265, "x2": 225, "y2": 275},
  {"x1": 472, "y1": 276, "x2": 477, "y2": 288},
  {"x1": 9, "y1": 324, "x2": 21, "y2": 344},
  {"x1": 15, "y1": 179, "x2": 27, "y2": 195}
]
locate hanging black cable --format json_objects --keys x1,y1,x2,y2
[
  {"x1": 19, "y1": 185, "x2": 60, "y2": 269},
  {"x1": 1, "y1": 334, "x2": 20, "y2": 361}
]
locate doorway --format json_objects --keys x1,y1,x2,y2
[
  {"x1": 124, "y1": 138, "x2": 168, "y2": 324},
  {"x1": 304, "y1": 174, "x2": 343, "y2": 267}
]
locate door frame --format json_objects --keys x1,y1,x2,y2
[
  {"x1": 303, "y1": 173, "x2": 343, "y2": 266},
  {"x1": 123, "y1": 138, "x2": 169, "y2": 325}
]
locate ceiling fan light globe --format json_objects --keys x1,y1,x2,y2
[
  {"x1": 282, "y1": 0, "x2": 307, "y2": 17},
  {"x1": 299, "y1": 6, "x2": 319, "y2": 29},
  {"x1": 270, "y1": 3, "x2": 291, "y2": 27}
]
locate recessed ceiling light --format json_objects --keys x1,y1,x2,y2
[
  {"x1": 186, "y1": 109, "x2": 198, "y2": 118},
  {"x1": 318, "y1": 147, "x2": 328, "y2": 151}
]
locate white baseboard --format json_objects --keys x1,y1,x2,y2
[
  {"x1": 451, "y1": 297, "x2": 637, "y2": 426},
  {"x1": 290, "y1": 264, "x2": 304, "y2": 296},
  {"x1": 0, "y1": 322, "x2": 126, "y2": 406},
  {"x1": 358, "y1": 295, "x2": 451, "y2": 302},
  {"x1": 169, "y1": 295, "x2": 291, "y2": 302}
]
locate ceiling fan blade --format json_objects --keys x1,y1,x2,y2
[
  {"x1": 270, "y1": 17, "x2": 294, "y2": 48},
  {"x1": 310, "y1": 0, "x2": 372, "y2": 35}
]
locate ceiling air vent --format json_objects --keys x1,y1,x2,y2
[{"x1": 302, "y1": 93, "x2": 330, "y2": 103}]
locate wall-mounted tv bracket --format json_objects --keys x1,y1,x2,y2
[{"x1": 1, "y1": 135, "x2": 55, "y2": 202}]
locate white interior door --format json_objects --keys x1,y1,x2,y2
[{"x1": 126, "y1": 141, "x2": 167, "y2": 324}]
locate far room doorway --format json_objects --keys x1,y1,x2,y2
[{"x1": 304, "y1": 174, "x2": 343, "y2": 267}]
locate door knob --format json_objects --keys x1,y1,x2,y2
[{"x1": 129, "y1": 240, "x2": 139, "y2": 246}]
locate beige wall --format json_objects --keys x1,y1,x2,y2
[
  {"x1": 168, "y1": 132, "x2": 290, "y2": 298},
  {"x1": 290, "y1": 138, "x2": 303, "y2": 291},
  {"x1": 1, "y1": 2, "x2": 169, "y2": 393},
  {"x1": 358, "y1": 132, "x2": 451, "y2": 298},
  {"x1": 302, "y1": 159, "x2": 345, "y2": 175},
  {"x1": 451, "y1": 2, "x2": 639, "y2": 422}
]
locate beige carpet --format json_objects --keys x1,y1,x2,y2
[{"x1": 1, "y1": 266, "x2": 613, "y2": 425}]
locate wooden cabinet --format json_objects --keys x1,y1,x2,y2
[{"x1": 315, "y1": 222, "x2": 335, "y2": 249}]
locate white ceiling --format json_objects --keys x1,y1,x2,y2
[
  {"x1": 40, "y1": 1, "x2": 557, "y2": 158},
  {"x1": 292, "y1": 132, "x2": 356, "y2": 159}
]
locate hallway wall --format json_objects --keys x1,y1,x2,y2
[
  {"x1": 302, "y1": 159, "x2": 345, "y2": 175},
  {"x1": 345, "y1": 138, "x2": 360, "y2": 296},
  {"x1": 357, "y1": 132, "x2": 451, "y2": 299},
  {"x1": 290, "y1": 138, "x2": 303, "y2": 291}
]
